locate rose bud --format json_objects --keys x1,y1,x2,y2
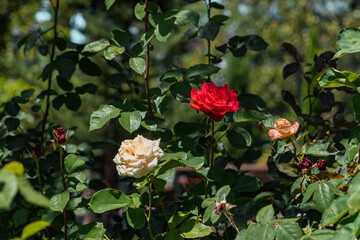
[
  {"x1": 268, "y1": 118, "x2": 300, "y2": 140},
  {"x1": 189, "y1": 82, "x2": 239, "y2": 121},
  {"x1": 297, "y1": 157, "x2": 312, "y2": 173},
  {"x1": 31, "y1": 145, "x2": 41, "y2": 158},
  {"x1": 316, "y1": 159, "x2": 326, "y2": 171},
  {"x1": 215, "y1": 199, "x2": 236, "y2": 215},
  {"x1": 53, "y1": 127, "x2": 67, "y2": 144},
  {"x1": 113, "y1": 135, "x2": 164, "y2": 178}
]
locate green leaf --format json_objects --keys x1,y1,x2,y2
[
  {"x1": 233, "y1": 175, "x2": 262, "y2": 193},
  {"x1": 141, "y1": 120, "x2": 157, "y2": 131},
  {"x1": 129, "y1": 57, "x2": 146, "y2": 74},
  {"x1": 215, "y1": 185, "x2": 231, "y2": 202},
  {"x1": 126, "y1": 208, "x2": 146, "y2": 229},
  {"x1": 154, "y1": 95, "x2": 168, "y2": 115},
  {"x1": 84, "y1": 222, "x2": 107, "y2": 240},
  {"x1": 170, "y1": 81, "x2": 192, "y2": 102},
  {"x1": 275, "y1": 222, "x2": 303, "y2": 240},
  {"x1": 353, "y1": 94, "x2": 360, "y2": 123},
  {"x1": 89, "y1": 104, "x2": 120, "y2": 131},
  {"x1": 89, "y1": 189, "x2": 131, "y2": 213},
  {"x1": 105, "y1": 0, "x2": 115, "y2": 10},
  {"x1": 65, "y1": 154, "x2": 85, "y2": 173},
  {"x1": 79, "y1": 58, "x2": 101, "y2": 76},
  {"x1": 168, "y1": 211, "x2": 192, "y2": 229},
  {"x1": 21, "y1": 221, "x2": 50, "y2": 240},
  {"x1": 247, "y1": 223, "x2": 276, "y2": 240},
  {"x1": 0, "y1": 169, "x2": 18, "y2": 210},
  {"x1": 226, "y1": 126, "x2": 252, "y2": 149},
  {"x1": 141, "y1": 29, "x2": 155, "y2": 46},
  {"x1": 290, "y1": 177, "x2": 303, "y2": 195},
  {"x1": 256, "y1": 204, "x2": 274, "y2": 224},
  {"x1": 347, "y1": 173, "x2": 360, "y2": 208},
  {"x1": 21, "y1": 88, "x2": 35, "y2": 99},
  {"x1": 302, "y1": 140, "x2": 337, "y2": 156},
  {"x1": 301, "y1": 183, "x2": 317, "y2": 205},
  {"x1": 198, "y1": 20, "x2": 220, "y2": 41},
  {"x1": 49, "y1": 191, "x2": 70, "y2": 212},
  {"x1": 183, "y1": 157, "x2": 204, "y2": 170},
  {"x1": 134, "y1": 2, "x2": 146, "y2": 20},
  {"x1": 104, "y1": 46, "x2": 125, "y2": 60},
  {"x1": 111, "y1": 29, "x2": 131, "y2": 47},
  {"x1": 17, "y1": 176, "x2": 50, "y2": 208},
  {"x1": 178, "y1": 219, "x2": 212, "y2": 238},
  {"x1": 65, "y1": 92, "x2": 82, "y2": 111},
  {"x1": 155, "y1": 20, "x2": 172, "y2": 42},
  {"x1": 237, "y1": 94, "x2": 266, "y2": 111},
  {"x1": 13, "y1": 208, "x2": 29, "y2": 227},
  {"x1": 310, "y1": 229, "x2": 335, "y2": 240},
  {"x1": 82, "y1": 39, "x2": 109, "y2": 53},
  {"x1": 75, "y1": 83, "x2": 97, "y2": 95},
  {"x1": 186, "y1": 64, "x2": 220, "y2": 78},
  {"x1": 174, "y1": 9, "x2": 199, "y2": 27},
  {"x1": 314, "y1": 181, "x2": 334, "y2": 213},
  {"x1": 318, "y1": 68, "x2": 360, "y2": 89},
  {"x1": 119, "y1": 111, "x2": 142, "y2": 134},
  {"x1": 322, "y1": 196, "x2": 349, "y2": 226},
  {"x1": 334, "y1": 28, "x2": 360, "y2": 58}
]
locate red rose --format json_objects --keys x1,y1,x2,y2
[
  {"x1": 31, "y1": 145, "x2": 41, "y2": 158},
  {"x1": 54, "y1": 127, "x2": 67, "y2": 144},
  {"x1": 189, "y1": 82, "x2": 239, "y2": 121}
]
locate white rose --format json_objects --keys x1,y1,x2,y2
[{"x1": 113, "y1": 135, "x2": 164, "y2": 178}]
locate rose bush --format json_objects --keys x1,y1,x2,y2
[{"x1": 113, "y1": 135, "x2": 164, "y2": 178}]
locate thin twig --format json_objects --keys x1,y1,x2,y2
[
  {"x1": 224, "y1": 213, "x2": 240, "y2": 233},
  {"x1": 41, "y1": 0, "x2": 60, "y2": 147},
  {"x1": 59, "y1": 146, "x2": 68, "y2": 240},
  {"x1": 146, "y1": 179, "x2": 155, "y2": 240}
]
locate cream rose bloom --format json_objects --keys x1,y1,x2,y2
[{"x1": 113, "y1": 135, "x2": 164, "y2": 178}]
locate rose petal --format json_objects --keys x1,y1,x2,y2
[{"x1": 268, "y1": 129, "x2": 282, "y2": 140}]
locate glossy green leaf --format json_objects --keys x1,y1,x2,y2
[
  {"x1": 170, "y1": 80, "x2": 192, "y2": 102},
  {"x1": 314, "y1": 181, "x2": 334, "y2": 213},
  {"x1": 353, "y1": 94, "x2": 360, "y2": 123},
  {"x1": 334, "y1": 28, "x2": 360, "y2": 58},
  {"x1": 84, "y1": 222, "x2": 107, "y2": 240},
  {"x1": 178, "y1": 219, "x2": 212, "y2": 238},
  {"x1": 89, "y1": 104, "x2": 120, "y2": 131},
  {"x1": 119, "y1": 111, "x2": 142, "y2": 133},
  {"x1": 318, "y1": 68, "x2": 360, "y2": 89},
  {"x1": 89, "y1": 189, "x2": 131, "y2": 213},
  {"x1": 183, "y1": 157, "x2": 204, "y2": 169},
  {"x1": 21, "y1": 221, "x2": 50, "y2": 240},
  {"x1": 126, "y1": 208, "x2": 146, "y2": 229},
  {"x1": 347, "y1": 174, "x2": 360, "y2": 208},
  {"x1": 226, "y1": 126, "x2": 252, "y2": 149},
  {"x1": 65, "y1": 154, "x2": 85, "y2": 173},
  {"x1": 155, "y1": 20, "x2": 172, "y2": 42},
  {"x1": 198, "y1": 20, "x2": 220, "y2": 41},
  {"x1": 310, "y1": 229, "x2": 335, "y2": 240},
  {"x1": 215, "y1": 185, "x2": 231, "y2": 203},
  {"x1": 301, "y1": 183, "x2": 317, "y2": 205},
  {"x1": 247, "y1": 223, "x2": 276, "y2": 240},
  {"x1": 13, "y1": 208, "x2": 29, "y2": 227},
  {"x1": 104, "y1": 46, "x2": 124, "y2": 60},
  {"x1": 256, "y1": 204, "x2": 274, "y2": 224},
  {"x1": 105, "y1": 0, "x2": 115, "y2": 10},
  {"x1": 134, "y1": 2, "x2": 146, "y2": 20},
  {"x1": 111, "y1": 29, "x2": 131, "y2": 47},
  {"x1": 49, "y1": 191, "x2": 70, "y2": 212},
  {"x1": 82, "y1": 39, "x2": 109, "y2": 53},
  {"x1": 186, "y1": 64, "x2": 220, "y2": 78},
  {"x1": 129, "y1": 57, "x2": 146, "y2": 74},
  {"x1": 275, "y1": 222, "x2": 303, "y2": 240}
]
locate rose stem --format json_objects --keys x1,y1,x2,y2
[
  {"x1": 206, "y1": 0, "x2": 211, "y2": 81},
  {"x1": 210, "y1": 119, "x2": 215, "y2": 167},
  {"x1": 146, "y1": 179, "x2": 155, "y2": 240},
  {"x1": 59, "y1": 146, "x2": 68, "y2": 240},
  {"x1": 224, "y1": 213, "x2": 240, "y2": 233},
  {"x1": 35, "y1": 158, "x2": 42, "y2": 187},
  {"x1": 144, "y1": 0, "x2": 154, "y2": 140},
  {"x1": 41, "y1": 0, "x2": 59, "y2": 147},
  {"x1": 156, "y1": 191, "x2": 169, "y2": 223}
]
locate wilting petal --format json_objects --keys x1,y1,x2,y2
[{"x1": 268, "y1": 129, "x2": 282, "y2": 140}]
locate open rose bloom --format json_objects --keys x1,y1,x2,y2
[
  {"x1": 268, "y1": 118, "x2": 299, "y2": 140},
  {"x1": 189, "y1": 82, "x2": 239, "y2": 121},
  {"x1": 113, "y1": 135, "x2": 164, "y2": 178}
]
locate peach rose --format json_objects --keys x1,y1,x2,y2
[
  {"x1": 268, "y1": 118, "x2": 299, "y2": 140},
  {"x1": 113, "y1": 135, "x2": 164, "y2": 178}
]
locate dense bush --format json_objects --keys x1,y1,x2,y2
[{"x1": 2, "y1": 0, "x2": 360, "y2": 239}]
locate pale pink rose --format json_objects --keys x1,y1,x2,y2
[
  {"x1": 268, "y1": 118, "x2": 299, "y2": 140},
  {"x1": 113, "y1": 135, "x2": 164, "y2": 178}
]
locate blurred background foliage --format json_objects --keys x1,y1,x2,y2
[{"x1": 1, "y1": 0, "x2": 360, "y2": 162}]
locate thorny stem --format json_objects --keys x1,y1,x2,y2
[
  {"x1": 224, "y1": 213, "x2": 240, "y2": 233},
  {"x1": 35, "y1": 158, "x2": 42, "y2": 187},
  {"x1": 144, "y1": 0, "x2": 154, "y2": 140},
  {"x1": 210, "y1": 119, "x2": 215, "y2": 168},
  {"x1": 59, "y1": 146, "x2": 68, "y2": 240},
  {"x1": 157, "y1": 192, "x2": 169, "y2": 223},
  {"x1": 206, "y1": 0, "x2": 211, "y2": 80},
  {"x1": 41, "y1": 0, "x2": 60, "y2": 147},
  {"x1": 146, "y1": 179, "x2": 155, "y2": 240}
]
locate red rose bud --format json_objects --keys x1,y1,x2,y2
[
  {"x1": 189, "y1": 82, "x2": 239, "y2": 121},
  {"x1": 54, "y1": 127, "x2": 66, "y2": 144},
  {"x1": 31, "y1": 145, "x2": 41, "y2": 158},
  {"x1": 297, "y1": 157, "x2": 312, "y2": 172},
  {"x1": 316, "y1": 159, "x2": 326, "y2": 171}
]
